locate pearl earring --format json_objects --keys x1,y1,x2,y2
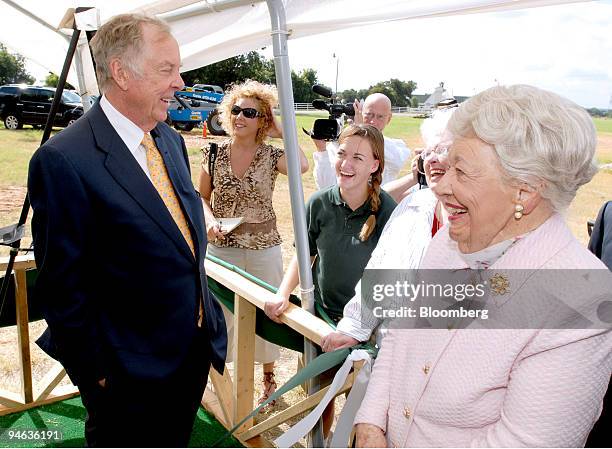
[{"x1": 514, "y1": 204, "x2": 524, "y2": 220}]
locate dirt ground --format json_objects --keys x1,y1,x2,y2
[{"x1": 0, "y1": 186, "x2": 27, "y2": 216}]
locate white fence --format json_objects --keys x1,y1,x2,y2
[
  {"x1": 292, "y1": 103, "x2": 431, "y2": 116},
  {"x1": 294, "y1": 103, "x2": 318, "y2": 111}
]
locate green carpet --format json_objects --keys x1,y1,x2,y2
[{"x1": 0, "y1": 397, "x2": 242, "y2": 448}]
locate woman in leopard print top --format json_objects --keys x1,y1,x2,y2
[{"x1": 199, "y1": 80, "x2": 308, "y2": 405}]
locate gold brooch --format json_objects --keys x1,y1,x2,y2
[{"x1": 489, "y1": 273, "x2": 510, "y2": 295}]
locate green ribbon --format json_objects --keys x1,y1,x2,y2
[
  {"x1": 204, "y1": 254, "x2": 377, "y2": 446},
  {"x1": 212, "y1": 347, "x2": 348, "y2": 446},
  {"x1": 211, "y1": 343, "x2": 377, "y2": 447}
]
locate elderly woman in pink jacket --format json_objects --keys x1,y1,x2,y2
[{"x1": 354, "y1": 85, "x2": 612, "y2": 447}]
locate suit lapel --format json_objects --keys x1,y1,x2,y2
[{"x1": 88, "y1": 104, "x2": 194, "y2": 262}]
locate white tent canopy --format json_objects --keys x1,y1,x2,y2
[
  {"x1": 0, "y1": 0, "x2": 587, "y2": 89},
  {"x1": 0, "y1": 2, "x2": 592, "y2": 445}
]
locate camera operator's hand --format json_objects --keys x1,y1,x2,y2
[
  {"x1": 353, "y1": 98, "x2": 364, "y2": 125},
  {"x1": 311, "y1": 137, "x2": 327, "y2": 152},
  {"x1": 412, "y1": 147, "x2": 424, "y2": 178},
  {"x1": 267, "y1": 115, "x2": 283, "y2": 139}
]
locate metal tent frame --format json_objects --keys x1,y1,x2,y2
[{"x1": 0, "y1": 0, "x2": 324, "y2": 444}]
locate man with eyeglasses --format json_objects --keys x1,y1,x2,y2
[{"x1": 312, "y1": 93, "x2": 412, "y2": 196}]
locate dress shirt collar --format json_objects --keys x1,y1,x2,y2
[{"x1": 99, "y1": 95, "x2": 146, "y2": 156}]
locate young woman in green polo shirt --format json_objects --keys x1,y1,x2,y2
[
  {"x1": 265, "y1": 123, "x2": 396, "y2": 323},
  {"x1": 264, "y1": 123, "x2": 396, "y2": 436}
]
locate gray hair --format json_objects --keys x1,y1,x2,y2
[
  {"x1": 420, "y1": 107, "x2": 456, "y2": 149},
  {"x1": 90, "y1": 14, "x2": 171, "y2": 93},
  {"x1": 447, "y1": 84, "x2": 598, "y2": 212}
]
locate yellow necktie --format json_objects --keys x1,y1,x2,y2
[{"x1": 142, "y1": 134, "x2": 195, "y2": 256}]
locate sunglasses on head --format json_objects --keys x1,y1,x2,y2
[{"x1": 231, "y1": 105, "x2": 261, "y2": 119}]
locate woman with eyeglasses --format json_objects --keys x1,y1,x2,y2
[{"x1": 199, "y1": 79, "x2": 308, "y2": 406}]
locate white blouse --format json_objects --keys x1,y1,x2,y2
[{"x1": 336, "y1": 188, "x2": 438, "y2": 343}]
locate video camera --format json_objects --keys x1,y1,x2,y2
[{"x1": 306, "y1": 84, "x2": 355, "y2": 141}]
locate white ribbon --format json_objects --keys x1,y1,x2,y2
[
  {"x1": 274, "y1": 349, "x2": 372, "y2": 448},
  {"x1": 330, "y1": 353, "x2": 372, "y2": 447}
]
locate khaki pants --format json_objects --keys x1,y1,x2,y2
[{"x1": 207, "y1": 244, "x2": 283, "y2": 364}]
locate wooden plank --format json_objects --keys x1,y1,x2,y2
[
  {"x1": 34, "y1": 362, "x2": 67, "y2": 402},
  {"x1": 202, "y1": 388, "x2": 230, "y2": 429},
  {"x1": 209, "y1": 366, "x2": 234, "y2": 426},
  {"x1": 232, "y1": 293, "x2": 256, "y2": 433},
  {"x1": 0, "y1": 254, "x2": 36, "y2": 272},
  {"x1": 0, "y1": 385, "x2": 79, "y2": 417},
  {"x1": 0, "y1": 389, "x2": 24, "y2": 408},
  {"x1": 14, "y1": 269, "x2": 33, "y2": 404},
  {"x1": 239, "y1": 369, "x2": 357, "y2": 441},
  {"x1": 241, "y1": 435, "x2": 273, "y2": 448},
  {"x1": 278, "y1": 303, "x2": 332, "y2": 347},
  {"x1": 205, "y1": 259, "x2": 332, "y2": 346}
]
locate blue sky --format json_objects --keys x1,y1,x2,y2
[{"x1": 262, "y1": 1, "x2": 612, "y2": 109}]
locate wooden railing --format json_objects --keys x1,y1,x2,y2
[
  {"x1": 203, "y1": 259, "x2": 363, "y2": 447},
  {"x1": 0, "y1": 254, "x2": 361, "y2": 447},
  {"x1": 0, "y1": 254, "x2": 79, "y2": 416}
]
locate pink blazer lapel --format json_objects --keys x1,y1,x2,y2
[
  {"x1": 491, "y1": 213, "x2": 573, "y2": 270},
  {"x1": 422, "y1": 213, "x2": 573, "y2": 271}
]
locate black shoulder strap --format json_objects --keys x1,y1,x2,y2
[{"x1": 208, "y1": 142, "x2": 218, "y2": 190}]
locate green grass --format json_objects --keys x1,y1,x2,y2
[
  {"x1": 291, "y1": 112, "x2": 424, "y2": 143},
  {"x1": 0, "y1": 127, "x2": 46, "y2": 187},
  {"x1": 593, "y1": 117, "x2": 612, "y2": 134},
  {"x1": 0, "y1": 397, "x2": 241, "y2": 448}
]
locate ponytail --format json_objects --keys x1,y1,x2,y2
[{"x1": 359, "y1": 171, "x2": 382, "y2": 241}]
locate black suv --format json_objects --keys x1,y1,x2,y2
[{"x1": 0, "y1": 85, "x2": 84, "y2": 130}]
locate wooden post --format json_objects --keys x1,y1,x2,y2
[
  {"x1": 209, "y1": 367, "x2": 234, "y2": 427},
  {"x1": 232, "y1": 293, "x2": 256, "y2": 433},
  {"x1": 14, "y1": 269, "x2": 33, "y2": 404}
]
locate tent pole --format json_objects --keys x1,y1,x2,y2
[
  {"x1": 0, "y1": 21, "x2": 82, "y2": 315},
  {"x1": 71, "y1": 8, "x2": 100, "y2": 113},
  {"x1": 266, "y1": 1, "x2": 324, "y2": 446}
]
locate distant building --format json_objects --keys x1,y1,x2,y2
[
  {"x1": 423, "y1": 82, "x2": 454, "y2": 108},
  {"x1": 409, "y1": 82, "x2": 469, "y2": 109}
]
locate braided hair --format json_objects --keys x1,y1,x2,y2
[{"x1": 337, "y1": 124, "x2": 385, "y2": 241}]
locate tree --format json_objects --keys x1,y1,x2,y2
[
  {"x1": 44, "y1": 72, "x2": 75, "y2": 90},
  {"x1": 182, "y1": 51, "x2": 275, "y2": 90},
  {"x1": 181, "y1": 51, "x2": 320, "y2": 102},
  {"x1": 339, "y1": 79, "x2": 417, "y2": 107},
  {"x1": 388, "y1": 78, "x2": 417, "y2": 106},
  {"x1": 410, "y1": 96, "x2": 420, "y2": 108},
  {"x1": 338, "y1": 88, "x2": 369, "y2": 103},
  {"x1": 291, "y1": 68, "x2": 319, "y2": 103},
  {"x1": 0, "y1": 43, "x2": 35, "y2": 85}
]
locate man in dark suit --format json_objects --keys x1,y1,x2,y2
[{"x1": 28, "y1": 13, "x2": 227, "y2": 447}]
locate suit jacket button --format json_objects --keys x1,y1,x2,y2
[
  {"x1": 403, "y1": 407, "x2": 412, "y2": 419},
  {"x1": 423, "y1": 364, "x2": 431, "y2": 375}
]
